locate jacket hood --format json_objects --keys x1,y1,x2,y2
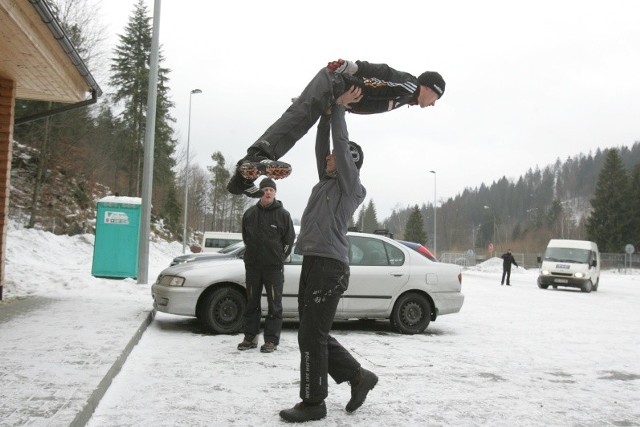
[{"x1": 257, "y1": 199, "x2": 283, "y2": 211}]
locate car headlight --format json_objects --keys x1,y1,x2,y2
[
  {"x1": 158, "y1": 275, "x2": 185, "y2": 287},
  {"x1": 574, "y1": 272, "x2": 585, "y2": 279},
  {"x1": 541, "y1": 270, "x2": 550, "y2": 276}
]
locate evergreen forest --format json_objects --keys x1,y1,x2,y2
[{"x1": 9, "y1": 0, "x2": 640, "y2": 257}]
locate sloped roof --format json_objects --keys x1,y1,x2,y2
[{"x1": 0, "y1": 0, "x2": 102, "y2": 103}]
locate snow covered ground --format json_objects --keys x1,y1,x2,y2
[{"x1": 3, "y1": 223, "x2": 640, "y2": 426}]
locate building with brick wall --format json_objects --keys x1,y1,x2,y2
[{"x1": 0, "y1": 0, "x2": 102, "y2": 299}]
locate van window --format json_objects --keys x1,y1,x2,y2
[
  {"x1": 544, "y1": 247, "x2": 590, "y2": 264},
  {"x1": 204, "y1": 238, "x2": 242, "y2": 250},
  {"x1": 201, "y1": 232, "x2": 242, "y2": 252}
]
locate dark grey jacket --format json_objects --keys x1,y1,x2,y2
[{"x1": 294, "y1": 105, "x2": 366, "y2": 264}]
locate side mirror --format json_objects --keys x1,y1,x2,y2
[{"x1": 591, "y1": 259, "x2": 597, "y2": 267}]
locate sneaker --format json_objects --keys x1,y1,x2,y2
[
  {"x1": 237, "y1": 336, "x2": 258, "y2": 351},
  {"x1": 345, "y1": 368, "x2": 378, "y2": 413},
  {"x1": 238, "y1": 154, "x2": 292, "y2": 180},
  {"x1": 279, "y1": 401, "x2": 326, "y2": 423},
  {"x1": 260, "y1": 342, "x2": 277, "y2": 353},
  {"x1": 226, "y1": 171, "x2": 263, "y2": 198}
]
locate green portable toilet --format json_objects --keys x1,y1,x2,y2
[{"x1": 92, "y1": 196, "x2": 142, "y2": 279}]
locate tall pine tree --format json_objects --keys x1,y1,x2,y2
[
  {"x1": 585, "y1": 149, "x2": 631, "y2": 252},
  {"x1": 355, "y1": 200, "x2": 380, "y2": 233},
  {"x1": 404, "y1": 205, "x2": 427, "y2": 244},
  {"x1": 110, "y1": 0, "x2": 180, "y2": 230}
]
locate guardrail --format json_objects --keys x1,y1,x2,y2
[{"x1": 439, "y1": 251, "x2": 639, "y2": 271}]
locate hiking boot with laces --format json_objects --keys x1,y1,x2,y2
[
  {"x1": 238, "y1": 154, "x2": 292, "y2": 180},
  {"x1": 279, "y1": 401, "x2": 326, "y2": 423},
  {"x1": 260, "y1": 341, "x2": 277, "y2": 353},
  {"x1": 345, "y1": 368, "x2": 378, "y2": 413},
  {"x1": 226, "y1": 171, "x2": 263, "y2": 198},
  {"x1": 237, "y1": 336, "x2": 258, "y2": 351}
]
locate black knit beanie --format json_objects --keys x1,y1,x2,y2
[
  {"x1": 417, "y1": 71, "x2": 445, "y2": 98},
  {"x1": 259, "y1": 178, "x2": 277, "y2": 191},
  {"x1": 348, "y1": 141, "x2": 364, "y2": 170}
]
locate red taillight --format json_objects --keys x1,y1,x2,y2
[{"x1": 418, "y1": 246, "x2": 437, "y2": 262}]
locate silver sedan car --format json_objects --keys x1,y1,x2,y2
[{"x1": 152, "y1": 232, "x2": 464, "y2": 335}]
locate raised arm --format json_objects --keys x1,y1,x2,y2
[
  {"x1": 314, "y1": 114, "x2": 331, "y2": 179},
  {"x1": 331, "y1": 86, "x2": 364, "y2": 194},
  {"x1": 315, "y1": 86, "x2": 362, "y2": 179}
]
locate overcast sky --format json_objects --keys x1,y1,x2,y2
[{"x1": 98, "y1": 0, "x2": 640, "y2": 221}]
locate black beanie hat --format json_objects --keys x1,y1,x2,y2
[
  {"x1": 348, "y1": 141, "x2": 364, "y2": 170},
  {"x1": 259, "y1": 178, "x2": 277, "y2": 191},
  {"x1": 417, "y1": 71, "x2": 445, "y2": 98}
]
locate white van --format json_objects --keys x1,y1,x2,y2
[
  {"x1": 537, "y1": 239, "x2": 600, "y2": 293},
  {"x1": 201, "y1": 232, "x2": 242, "y2": 253}
]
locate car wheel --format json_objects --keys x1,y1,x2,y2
[
  {"x1": 581, "y1": 280, "x2": 593, "y2": 293},
  {"x1": 200, "y1": 287, "x2": 246, "y2": 334},
  {"x1": 391, "y1": 293, "x2": 431, "y2": 334},
  {"x1": 538, "y1": 283, "x2": 549, "y2": 289},
  {"x1": 593, "y1": 278, "x2": 599, "y2": 292},
  {"x1": 552, "y1": 285, "x2": 558, "y2": 289}
]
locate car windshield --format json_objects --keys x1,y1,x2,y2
[{"x1": 544, "y1": 247, "x2": 591, "y2": 264}]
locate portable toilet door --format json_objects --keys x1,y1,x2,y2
[{"x1": 91, "y1": 196, "x2": 142, "y2": 279}]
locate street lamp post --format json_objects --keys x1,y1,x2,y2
[
  {"x1": 182, "y1": 88, "x2": 202, "y2": 254},
  {"x1": 429, "y1": 170, "x2": 436, "y2": 258}
]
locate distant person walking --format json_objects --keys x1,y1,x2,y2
[
  {"x1": 237, "y1": 178, "x2": 295, "y2": 353},
  {"x1": 501, "y1": 249, "x2": 518, "y2": 286}
]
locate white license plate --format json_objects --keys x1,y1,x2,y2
[{"x1": 554, "y1": 279, "x2": 568, "y2": 284}]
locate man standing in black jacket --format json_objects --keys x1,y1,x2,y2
[
  {"x1": 501, "y1": 249, "x2": 518, "y2": 286},
  {"x1": 237, "y1": 178, "x2": 295, "y2": 353},
  {"x1": 227, "y1": 59, "x2": 446, "y2": 197}
]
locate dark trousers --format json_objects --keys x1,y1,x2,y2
[
  {"x1": 501, "y1": 267, "x2": 512, "y2": 285},
  {"x1": 243, "y1": 267, "x2": 284, "y2": 344},
  {"x1": 297, "y1": 256, "x2": 360, "y2": 403},
  {"x1": 249, "y1": 69, "x2": 346, "y2": 160}
]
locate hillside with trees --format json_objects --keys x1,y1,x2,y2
[
  {"x1": 7, "y1": 0, "x2": 640, "y2": 258},
  {"x1": 10, "y1": 0, "x2": 249, "y2": 240},
  {"x1": 379, "y1": 144, "x2": 640, "y2": 255}
]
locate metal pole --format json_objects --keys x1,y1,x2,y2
[
  {"x1": 484, "y1": 205, "x2": 496, "y2": 257},
  {"x1": 493, "y1": 215, "x2": 496, "y2": 255},
  {"x1": 182, "y1": 88, "x2": 202, "y2": 254},
  {"x1": 429, "y1": 170, "x2": 436, "y2": 257},
  {"x1": 137, "y1": 0, "x2": 161, "y2": 284}
]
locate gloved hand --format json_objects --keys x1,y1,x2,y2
[{"x1": 327, "y1": 59, "x2": 358, "y2": 75}]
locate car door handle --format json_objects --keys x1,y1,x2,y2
[{"x1": 390, "y1": 273, "x2": 404, "y2": 277}]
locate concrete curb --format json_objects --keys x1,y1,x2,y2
[{"x1": 70, "y1": 309, "x2": 156, "y2": 427}]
